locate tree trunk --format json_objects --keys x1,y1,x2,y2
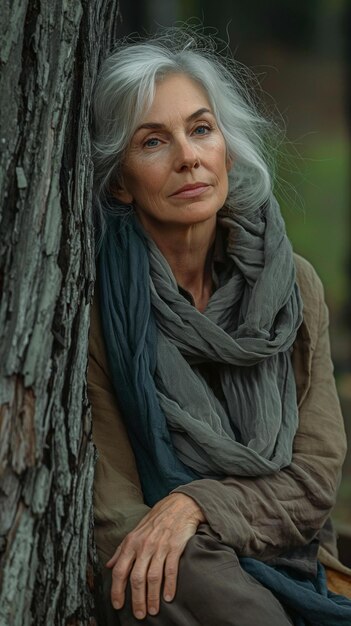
[{"x1": 0, "y1": 1, "x2": 120, "y2": 624}]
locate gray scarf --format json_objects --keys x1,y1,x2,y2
[{"x1": 147, "y1": 198, "x2": 303, "y2": 477}]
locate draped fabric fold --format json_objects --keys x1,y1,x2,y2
[
  {"x1": 240, "y1": 559, "x2": 351, "y2": 625},
  {"x1": 98, "y1": 196, "x2": 303, "y2": 505},
  {"x1": 98, "y1": 215, "x2": 197, "y2": 505}
]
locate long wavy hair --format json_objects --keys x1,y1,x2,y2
[{"x1": 92, "y1": 27, "x2": 278, "y2": 240}]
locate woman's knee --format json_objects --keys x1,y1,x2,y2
[{"x1": 174, "y1": 529, "x2": 293, "y2": 626}]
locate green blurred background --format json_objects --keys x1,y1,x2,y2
[{"x1": 118, "y1": 0, "x2": 351, "y2": 532}]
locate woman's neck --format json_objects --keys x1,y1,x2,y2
[{"x1": 140, "y1": 216, "x2": 217, "y2": 312}]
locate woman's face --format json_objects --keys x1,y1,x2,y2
[{"x1": 115, "y1": 73, "x2": 231, "y2": 232}]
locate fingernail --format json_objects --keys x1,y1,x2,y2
[
  {"x1": 113, "y1": 601, "x2": 121, "y2": 610},
  {"x1": 149, "y1": 607, "x2": 158, "y2": 615},
  {"x1": 164, "y1": 594, "x2": 172, "y2": 602},
  {"x1": 135, "y1": 611, "x2": 145, "y2": 620}
]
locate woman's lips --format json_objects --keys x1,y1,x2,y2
[{"x1": 170, "y1": 184, "x2": 210, "y2": 198}]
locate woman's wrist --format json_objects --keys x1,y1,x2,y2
[{"x1": 169, "y1": 492, "x2": 206, "y2": 524}]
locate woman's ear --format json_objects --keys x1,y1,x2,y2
[{"x1": 110, "y1": 178, "x2": 133, "y2": 204}]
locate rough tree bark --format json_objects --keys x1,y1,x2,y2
[{"x1": 0, "y1": 1, "x2": 120, "y2": 624}]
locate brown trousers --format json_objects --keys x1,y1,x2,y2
[{"x1": 98, "y1": 526, "x2": 293, "y2": 626}]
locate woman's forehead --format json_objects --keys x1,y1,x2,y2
[{"x1": 137, "y1": 73, "x2": 213, "y2": 124}]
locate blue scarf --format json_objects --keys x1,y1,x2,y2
[{"x1": 98, "y1": 214, "x2": 198, "y2": 506}]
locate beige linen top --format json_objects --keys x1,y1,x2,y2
[{"x1": 88, "y1": 254, "x2": 348, "y2": 573}]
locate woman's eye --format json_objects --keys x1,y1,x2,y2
[
  {"x1": 143, "y1": 137, "x2": 160, "y2": 148},
  {"x1": 193, "y1": 125, "x2": 211, "y2": 135}
]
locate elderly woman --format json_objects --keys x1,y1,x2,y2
[{"x1": 89, "y1": 29, "x2": 351, "y2": 626}]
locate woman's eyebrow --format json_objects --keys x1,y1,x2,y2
[{"x1": 134, "y1": 108, "x2": 213, "y2": 133}]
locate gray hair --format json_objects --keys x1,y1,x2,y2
[{"x1": 92, "y1": 28, "x2": 277, "y2": 237}]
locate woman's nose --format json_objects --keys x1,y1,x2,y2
[{"x1": 173, "y1": 136, "x2": 200, "y2": 171}]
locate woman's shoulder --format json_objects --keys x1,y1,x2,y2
[
  {"x1": 294, "y1": 253, "x2": 325, "y2": 302},
  {"x1": 293, "y1": 253, "x2": 327, "y2": 348},
  {"x1": 294, "y1": 253, "x2": 325, "y2": 318}
]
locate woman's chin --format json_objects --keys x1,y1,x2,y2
[
  {"x1": 136, "y1": 206, "x2": 221, "y2": 232},
  {"x1": 168, "y1": 202, "x2": 223, "y2": 226}
]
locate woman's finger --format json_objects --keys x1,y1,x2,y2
[
  {"x1": 110, "y1": 551, "x2": 135, "y2": 610},
  {"x1": 106, "y1": 544, "x2": 121, "y2": 568},
  {"x1": 163, "y1": 549, "x2": 181, "y2": 602},
  {"x1": 129, "y1": 557, "x2": 150, "y2": 620},
  {"x1": 146, "y1": 552, "x2": 166, "y2": 616}
]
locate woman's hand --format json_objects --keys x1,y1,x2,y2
[{"x1": 106, "y1": 493, "x2": 205, "y2": 620}]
